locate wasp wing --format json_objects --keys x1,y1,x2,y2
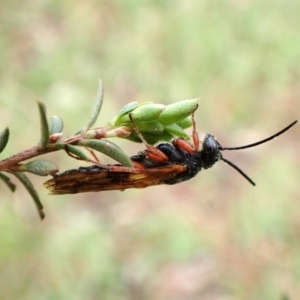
[{"x1": 44, "y1": 164, "x2": 187, "y2": 195}]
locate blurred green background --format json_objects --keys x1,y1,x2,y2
[{"x1": 0, "y1": 0, "x2": 299, "y2": 299}]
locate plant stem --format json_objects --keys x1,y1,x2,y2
[{"x1": 0, "y1": 146, "x2": 58, "y2": 172}]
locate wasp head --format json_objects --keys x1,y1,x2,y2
[{"x1": 200, "y1": 134, "x2": 222, "y2": 169}]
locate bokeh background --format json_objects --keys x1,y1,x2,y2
[{"x1": 0, "y1": 1, "x2": 299, "y2": 299}]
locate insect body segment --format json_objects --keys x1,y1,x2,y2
[
  {"x1": 44, "y1": 108, "x2": 297, "y2": 195},
  {"x1": 200, "y1": 134, "x2": 222, "y2": 169},
  {"x1": 131, "y1": 142, "x2": 203, "y2": 185}
]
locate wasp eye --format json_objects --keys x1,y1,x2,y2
[{"x1": 203, "y1": 135, "x2": 218, "y2": 152}]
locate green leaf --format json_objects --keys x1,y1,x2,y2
[
  {"x1": 0, "y1": 127, "x2": 9, "y2": 153},
  {"x1": 0, "y1": 172, "x2": 16, "y2": 192},
  {"x1": 37, "y1": 101, "x2": 49, "y2": 149},
  {"x1": 50, "y1": 143, "x2": 89, "y2": 161},
  {"x1": 108, "y1": 102, "x2": 139, "y2": 127},
  {"x1": 118, "y1": 103, "x2": 165, "y2": 124},
  {"x1": 127, "y1": 131, "x2": 173, "y2": 144},
  {"x1": 85, "y1": 79, "x2": 104, "y2": 130},
  {"x1": 176, "y1": 116, "x2": 193, "y2": 129},
  {"x1": 157, "y1": 99, "x2": 199, "y2": 125},
  {"x1": 11, "y1": 172, "x2": 45, "y2": 220},
  {"x1": 164, "y1": 124, "x2": 190, "y2": 139},
  {"x1": 23, "y1": 160, "x2": 59, "y2": 176},
  {"x1": 76, "y1": 79, "x2": 104, "y2": 134},
  {"x1": 49, "y1": 115, "x2": 64, "y2": 134},
  {"x1": 78, "y1": 139, "x2": 133, "y2": 167},
  {"x1": 133, "y1": 121, "x2": 164, "y2": 134}
]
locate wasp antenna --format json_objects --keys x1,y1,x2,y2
[
  {"x1": 220, "y1": 120, "x2": 297, "y2": 151},
  {"x1": 221, "y1": 157, "x2": 256, "y2": 186}
]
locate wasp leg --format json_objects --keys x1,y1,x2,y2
[
  {"x1": 129, "y1": 113, "x2": 169, "y2": 162},
  {"x1": 64, "y1": 145, "x2": 110, "y2": 169},
  {"x1": 172, "y1": 110, "x2": 199, "y2": 153}
]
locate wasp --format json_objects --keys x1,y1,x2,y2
[{"x1": 44, "y1": 111, "x2": 297, "y2": 194}]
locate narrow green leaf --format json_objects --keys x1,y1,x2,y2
[
  {"x1": 108, "y1": 102, "x2": 139, "y2": 127},
  {"x1": 118, "y1": 103, "x2": 165, "y2": 124},
  {"x1": 126, "y1": 131, "x2": 173, "y2": 144},
  {"x1": 164, "y1": 124, "x2": 190, "y2": 139},
  {"x1": 77, "y1": 79, "x2": 104, "y2": 134},
  {"x1": 86, "y1": 79, "x2": 104, "y2": 130},
  {"x1": 24, "y1": 160, "x2": 59, "y2": 176},
  {"x1": 176, "y1": 116, "x2": 193, "y2": 129},
  {"x1": 37, "y1": 101, "x2": 49, "y2": 149},
  {"x1": 49, "y1": 115, "x2": 64, "y2": 134},
  {"x1": 50, "y1": 143, "x2": 89, "y2": 161},
  {"x1": 78, "y1": 139, "x2": 133, "y2": 167},
  {"x1": 117, "y1": 102, "x2": 140, "y2": 116},
  {"x1": 133, "y1": 121, "x2": 164, "y2": 134},
  {"x1": 0, "y1": 127, "x2": 9, "y2": 153},
  {"x1": 157, "y1": 99, "x2": 199, "y2": 125},
  {"x1": 11, "y1": 172, "x2": 45, "y2": 220},
  {"x1": 0, "y1": 172, "x2": 16, "y2": 192}
]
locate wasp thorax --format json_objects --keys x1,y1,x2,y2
[{"x1": 201, "y1": 134, "x2": 222, "y2": 169}]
